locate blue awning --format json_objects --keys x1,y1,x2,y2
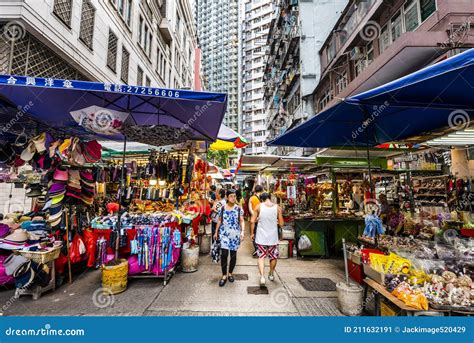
[
  {"x1": 0, "y1": 75, "x2": 227, "y2": 145},
  {"x1": 269, "y1": 49, "x2": 474, "y2": 148}
]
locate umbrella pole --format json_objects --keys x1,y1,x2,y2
[
  {"x1": 361, "y1": 106, "x2": 375, "y2": 197},
  {"x1": 115, "y1": 136, "x2": 127, "y2": 260},
  {"x1": 65, "y1": 209, "x2": 72, "y2": 284}
]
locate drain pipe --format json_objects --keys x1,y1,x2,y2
[{"x1": 342, "y1": 238, "x2": 350, "y2": 286}]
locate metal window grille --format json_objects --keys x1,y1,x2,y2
[
  {"x1": 121, "y1": 47, "x2": 130, "y2": 83},
  {"x1": 79, "y1": 0, "x2": 95, "y2": 49},
  {"x1": 107, "y1": 30, "x2": 118, "y2": 72},
  {"x1": 53, "y1": 0, "x2": 73, "y2": 27},
  {"x1": 0, "y1": 24, "x2": 87, "y2": 80}
]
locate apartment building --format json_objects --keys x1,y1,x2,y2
[
  {"x1": 314, "y1": 0, "x2": 474, "y2": 113},
  {"x1": 241, "y1": 0, "x2": 273, "y2": 155},
  {"x1": 263, "y1": 0, "x2": 347, "y2": 156},
  {"x1": 194, "y1": 0, "x2": 240, "y2": 132}
]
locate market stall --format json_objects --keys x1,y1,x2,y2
[{"x1": 0, "y1": 75, "x2": 227, "y2": 298}]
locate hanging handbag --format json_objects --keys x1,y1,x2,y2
[{"x1": 211, "y1": 239, "x2": 221, "y2": 263}]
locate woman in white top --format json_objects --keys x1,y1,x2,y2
[{"x1": 250, "y1": 192, "x2": 284, "y2": 287}]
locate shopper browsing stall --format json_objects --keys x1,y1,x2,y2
[
  {"x1": 211, "y1": 189, "x2": 226, "y2": 242},
  {"x1": 214, "y1": 190, "x2": 245, "y2": 287},
  {"x1": 250, "y1": 193, "x2": 284, "y2": 287}
]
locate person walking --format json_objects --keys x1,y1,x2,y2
[
  {"x1": 250, "y1": 192, "x2": 284, "y2": 287},
  {"x1": 249, "y1": 185, "x2": 263, "y2": 256},
  {"x1": 210, "y1": 188, "x2": 226, "y2": 242},
  {"x1": 214, "y1": 190, "x2": 245, "y2": 287}
]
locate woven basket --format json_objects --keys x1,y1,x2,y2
[{"x1": 19, "y1": 246, "x2": 61, "y2": 264}]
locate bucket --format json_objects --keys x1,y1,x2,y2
[
  {"x1": 182, "y1": 245, "x2": 199, "y2": 272},
  {"x1": 101, "y1": 259, "x2": 128, "y2": 295},
  {"x1": 336, "y1": 281, "x2": 363, "y2": 316},
  {"x1": 199, "y1": 234, "x2": 211, "y2": 255},
  {"x1": 278, "y1": 240, "x2": 289, "y2": 259}
]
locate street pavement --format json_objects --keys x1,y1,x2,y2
[{"x1": 0, "y1": 223, "x2": 346, "y2": 316}]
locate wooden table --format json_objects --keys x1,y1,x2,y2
[{"x1": 363, "y1": 278, "x2": 447, "y2": 316}]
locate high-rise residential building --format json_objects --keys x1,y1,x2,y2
[
  {"x1": 263, "y1": 0, "x2": 347, "y2": 156},
  {"x1": 194, "y1": 0, "x2": 240, "y2": 132},
  {"x1": 0, "y1": 0, "x2": 196, "y2": 89},
  {"x1": 241, "y1": 0, "x2": 273, "y2": 155}
]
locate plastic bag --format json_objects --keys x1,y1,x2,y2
[
  {"x1": 69, "y1": 234, "x2": 85, "y2": 264},
  {"x1": 298, "y1": 235, "x2": 312, "y2": 251},
  {"x1": 82, "y1": 229, "x2": 96, "y2": 268}
]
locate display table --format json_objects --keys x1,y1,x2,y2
[
  {"x1": 294, "y1": 217, "x2": 364, "y2": 257},
  {"x1": 363, "y1": 278, "x2": 447, "y2": 316}
]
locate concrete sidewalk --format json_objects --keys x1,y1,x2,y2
[{"x1": 0, "y1": 223, "x2": 346, "y2": 316}]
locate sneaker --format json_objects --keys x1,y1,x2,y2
[
  {"x1": 268, "y1": 274, "x2": 274, "y2": 281},
  {"x1": 259, "y1": 275, "x2": 266, "y2": 288}
]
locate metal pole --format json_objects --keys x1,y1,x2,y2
[
  {"x1": 115, "y1": 137, "x2": 127, "y2": 260},
  {"x1": 342, "y1": 238, "x2": 350, "y2": 285}
]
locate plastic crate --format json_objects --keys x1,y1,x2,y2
[
  {"x1": 361, "y1": 248, "x2": 385, "y2": 264},
  {"x1": 347, "y1": 258, "x2": 364, "y2": 285}
]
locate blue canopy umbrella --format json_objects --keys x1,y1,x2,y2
[
  {"x1": 0, "y1": 75, "x2": 227, "y2": 145},
  {"x1": 269, "y1": 48, "x2": 474, "y2": 149}
]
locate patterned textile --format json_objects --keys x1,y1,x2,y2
[
  {"x1": 219, "y1": 206, "x2": 242, "y2": 251},
  {"x1": 256, "y1": 244, "x2": 279, "y2": 260}
]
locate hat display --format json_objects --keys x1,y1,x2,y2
[
  {"x1": 2, "y1": 229, "x2": 28, "y2": 244},
  {"x1": 14, "y1": 265, "x2": 35, "y2": 289},
  {"x1": 26, "y1": 184, "x2": 43, "y2": 198},
  {"x1": 51, "y1": 194, "x2": 65, "y2": 205},
  {"x1": 0, "y1": 224, "x2": 10, "y2": 238},
  {"x1": 4, "y1": 254, "x2": 29, "y2": 276},
  {"x1": 53, "y1": 167, "x2": 68, "y2": 182},
  {"x1": 82, "y1": 140, "x2": 102, "y2": 163},
  {"x1": 32, "y1": 133, "x2": 47, "y2": 153},
  {"x1": 20, "y1": 142, "x2": 36, "y2": 162}
]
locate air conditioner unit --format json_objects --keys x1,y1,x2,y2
[{"x1": 350, "y1": 46, "x2": 365, "y2": 60}]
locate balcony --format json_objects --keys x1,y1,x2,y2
[{"x1": 159, "y1": 18, "x2": 172, "y2": 44}]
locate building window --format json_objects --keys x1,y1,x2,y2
[
  {"x1": 379, "y1": 25, "x2": 390, "y2": 53},
  {"x1": 404, "y1": 0, "x2": 419, "y2": 32},
  {"x1": 319, "y1": 87, "x2": 333, "y2": 111},
  {"x1": 53, "y1": 0, "x2": 73, "y2": 27},
  {"x1": 145, "y1": 76, "x2": 151, "y2": 87},
  {"x1": 420, "y1": 0, "x2": 436, "y2": 21},
  {"x1": 335, "y1": 71, "x2": 348, "y2": 94},
  {"x1": 79, "y1": 0, "x2": 95, "y2": 50},
  {"x1": 112, "y1": 0, "x2": 132, "y2": 26},
  {"x1": 121, "y1": 47, "x2": 130, "y2": 83},
  {"x1": 138, "y1": 15, "x2": 152, "y2": 57},
  {"x1": 106, "y1": 30, "x2": 118, "y2": 72},
  {"x1": 390, "y1": 11, "x2": 402, "y2": 42},
  {"x1": 137, "y1": 66, "x2": 143, "y2": 86}
]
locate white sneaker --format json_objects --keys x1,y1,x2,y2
[
  {"x1": 259, "y1": 275, "x2": 266, "y2": 287},
  {"x1": 268, "y1": 274, "x2": 274, "y2": 281}
]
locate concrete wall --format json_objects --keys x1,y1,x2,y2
[{"x1": 299, "y1": 0, "x2": 348, "y2": 98}]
